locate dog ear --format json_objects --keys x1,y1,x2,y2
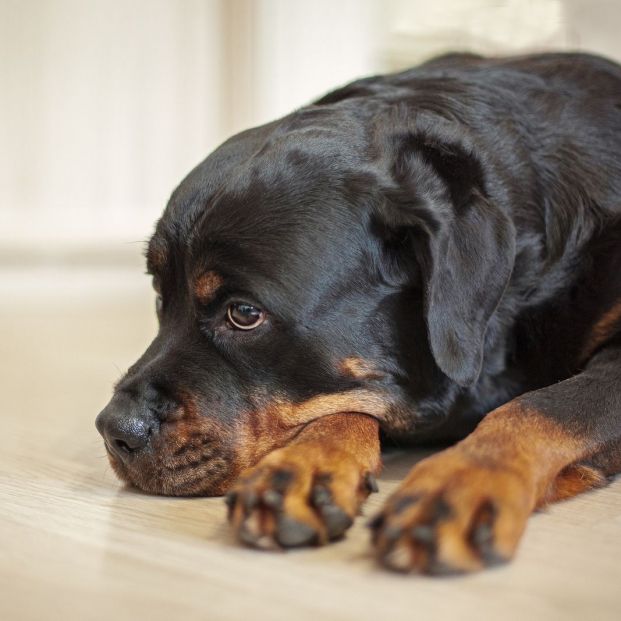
[{"x1": 377, "y1": 119, "x2": 515, "y2": 387}]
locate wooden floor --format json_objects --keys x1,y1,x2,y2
[{"x1": 2, "y1": 266, "x2": 621, "y2": 621}]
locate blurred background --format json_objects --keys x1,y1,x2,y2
[
  {"x1": 1, "y1": 0, "x2": 620, "y2": 267},
  {"x1": 2, "y1": 4, "x2": 621, "y2": 618}
]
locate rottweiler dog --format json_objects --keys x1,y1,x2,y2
[{"x1": 96, "y1": 52, "x2": 621, "y2": 574}]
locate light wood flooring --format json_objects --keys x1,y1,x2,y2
[{"x1": 1, "y1": 266, "x2": 620, "y2": 621}]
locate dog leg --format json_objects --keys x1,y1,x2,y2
[
  {"x1": 371, "y1": 344, "x2": 621, "y2": 574},
  {"x1": 227, "y1": 413, "x2": 380, "y2": 548}
]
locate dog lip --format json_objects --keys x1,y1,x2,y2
[
  {"x1": 119, "y1": 453, "x2": 231, "y2": 497},
  {"x1": 102, "y1": 420, "x2": 232, "y2": 496}
]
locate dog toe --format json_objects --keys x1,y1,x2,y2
[
  {"x1": 228, "y1": 449, "x2": 377, "y2": 549},
  {"x1": 370, "y1": 453, "x2": 531, "y2": 574}
]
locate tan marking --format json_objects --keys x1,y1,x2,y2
[
  {"x1": 279, "y1": 390, "x2": 389, "y2": 425},
  {"x1": 235, "y1": 389, "x2": 390, "y2": 470},
  {"x1": 543, "y1": 463, "x2": 607, "y2": 504},
  {"x1": 105, "y1": 386, "x2": 388, "y2": 497},
  {"x1": 459, "y1": 403, "x2": 590, "y2": 503},
  {"x1": 389, "y1": 403, "x2": 590, "y2": 510},
  {"x1": 229, "y1": 413, "x2": 381, "y2": 547},
  {"x1": 581, "y1": 301, "x2": 621, "y2": 362},
  {"x1": 194, "y1": 270, "x2": 224, "y2": 303},
  {"x1": 104, "y1": 393, "x2": 238, "y2": 497},
  {"x1": 340, "y1": 357, "x2": 385, "y2": 380},
  {"x1": 374, "y1": 402, "x2": 597, "y2": 572}
]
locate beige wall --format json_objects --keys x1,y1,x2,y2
[
  {"x1": 1, "y1": 0, "x2": 619, "y2": 253},
  {"x1": 0, "y1": 0, "x2": 224, "y2": 247},
  {"x1": 382, "y1": 0, "x2": 621, "y2": 70}
]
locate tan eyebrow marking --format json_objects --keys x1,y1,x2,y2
[
  {"x1": 194, "y1": 270, "x2": 224, "y2": 303},
  {"x1": 339, "y1": 357, "x2": 385, "y2": 381}
]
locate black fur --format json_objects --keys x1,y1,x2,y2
[{"x1": 97, "y1": 51, "x2": 621, "y2": 492}]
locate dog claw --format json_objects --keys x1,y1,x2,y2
[
  {"x1": 311, "y1": 485, "x2": 332, "y2": 507},
  {"x1": 242, "y1": 490, "x2": 259, "y2": 513},
  {"x1": 382, "y1": 542, "x2": 412, "y2": 573},
  {"x1": 238, "y1": 512, "x2": 261, "y2": 546},
  {"x1": 270, "y1": 469, "x2": 294, "y2": 492},
  {"x1": 262, "y1": 489, "x2": 284, "y2": 509},
  {"x1": 364, "y1": 472, "x2": 379, "y2": 494},
  {"x1": 318, "y1": 503, "x2": 353, "y2": 539},
  {"x1": 470, "y1": 521, "x2": 493, "y2": 548},
  {"x1": 224, "y1": 491, "x2": 238, "y2": 517},
  {"x1": 411, "y1": 524, "x2": 435, "y2": 546},
  {"x1": 276, "y1": 515, "x2": 318, "y2": 547},
  {"x1": 238, "y1": 527, "x2": 259, "y2": 547},
  {"x1": 382, "y1": 524, "x2": 403, "y2": 543}
]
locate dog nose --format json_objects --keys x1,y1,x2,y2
[{"x1": 96, "y1": 395, "x2": 159, "y2": 461}]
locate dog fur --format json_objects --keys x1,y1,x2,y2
[{"x1": 96, "y1": 52, "x2": 621, "y2": 574}]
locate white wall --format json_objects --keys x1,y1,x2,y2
[
  {"x1": 0, "y1": 0, "x2": 225, "y2": 247},
  {"x1": 217, "y1": 0, "x2": 385, "y2": 158},
  {"x1": 381, "y1": 0, "x2": 621, "y2": 69},
  {"x1": 252, "y1": 0, "x2": 383, "y2": 123},
  {"x1": 1, "y1": 0, "x2": 619, "y2": 255},
  {"x1": 0, "y1": 0, "x2": 386, "y2": 251}
]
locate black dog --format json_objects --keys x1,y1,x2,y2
[{"x1": 96, "y1": 52, "x2": 621, "y2": 574}]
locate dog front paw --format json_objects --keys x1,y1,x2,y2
[
  {"x1": 370, "y1": 449, "x2": 534, "y2": 574},
  {"x1": 226, "y1": 446, "x2": 379, "y2": 549}
]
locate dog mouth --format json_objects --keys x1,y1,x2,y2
[
  {"x1": 103, "y1": 423, "x2": 237, "y2": 496},
  {"x1": 99, "y1": 387, "x2": 396, "y2": 496}
]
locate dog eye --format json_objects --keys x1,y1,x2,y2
[{"x1": 227, "y1": 303, "x2": 265, "y2": 330}]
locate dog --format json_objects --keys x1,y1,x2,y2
[{"x1": 96, "y1": 52, "x2": 621, "y2": 574}]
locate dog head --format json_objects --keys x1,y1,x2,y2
[{"x1": 96, "y1": 101, "x2": 515, "y2": 496}]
